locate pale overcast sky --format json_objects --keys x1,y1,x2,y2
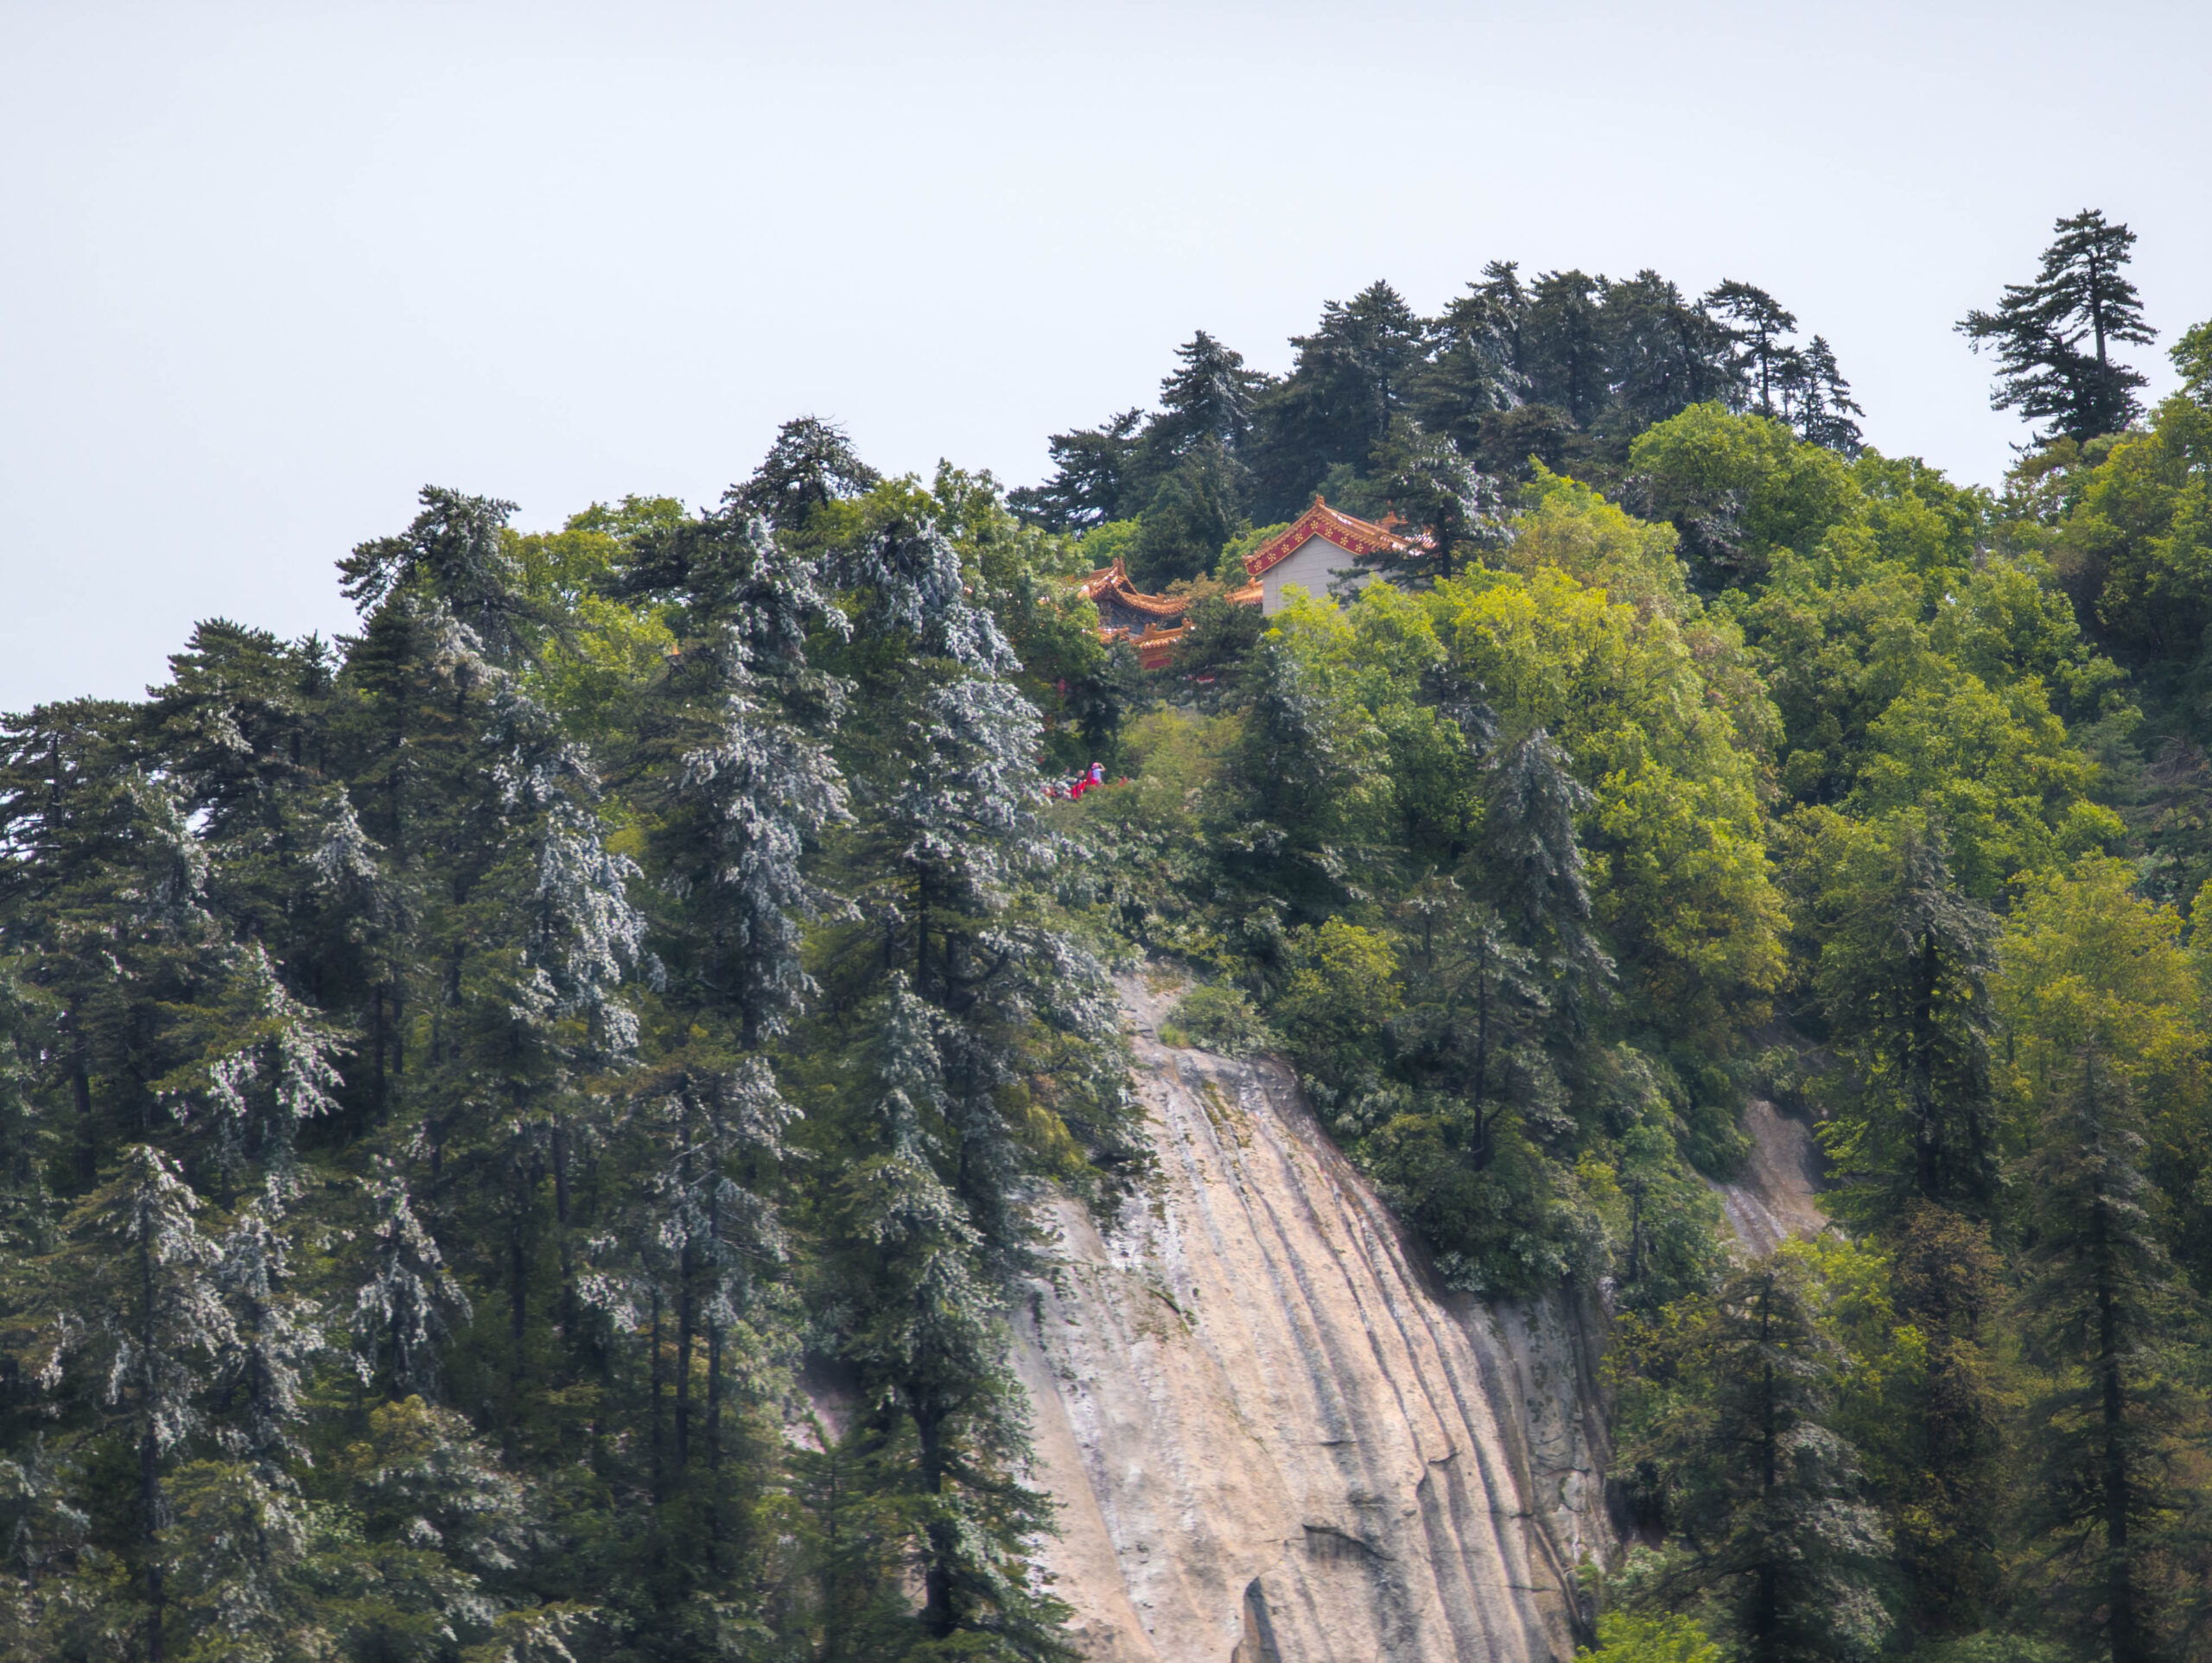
[{"x1": 2, "y1": 0, "x2": 2206, "y2": 711}]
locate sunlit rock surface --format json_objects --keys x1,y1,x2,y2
[
  {"x1": 1015, "y1": 976, "x2": 1612, "y2": 1663},
  {"x1": 1708, "y1": 1096, "x2": 1828, "y2": 1255}
]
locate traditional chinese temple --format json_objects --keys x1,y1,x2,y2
[
  {"x1": 1240, "y1": 497, "x2": 1422, "y2": 613},
  {"x1": 1071, "y1": 498, "x2": 1423, "y2": 669},
  {"x1": 1071, "y1": 560, "x2": 1260, "y2": 670}
]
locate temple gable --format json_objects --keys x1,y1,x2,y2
[{"x1": 1241, "y1": 498, "x2": 1421, "y2": 614}]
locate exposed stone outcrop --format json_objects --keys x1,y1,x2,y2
[
  {"x1": 1708, "y1": 1096, "x2": 1828, "y2": 1254},
  {"x1": 1015, "y1": 978, "x2": 1613, "y2": 1663}
]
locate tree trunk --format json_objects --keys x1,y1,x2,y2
[
  {"x1": 553, "y1": 1117, "x2": 577, "y2": 1342},
  {"x1": 916, "y1": 1398, "x2": 957, "y2": 1639},
  {"x1": 1754, "y1": 1279, "x2": 1779, "y2": 1663},
  {"x1": 67, "y1": 1007, "x2": 95, "y2": 1190},
  {"x1": 509, "y1": 1183, "x2": 530, "y2": 1412},
  {"x1": 675, "y1": 1243, "x2": 695, "y2": 1474},
  {"x1": 706, "y1": 1313, "x2": 724, "y2": 1557},
  {"x1": 142, "y1": 1427, "x2": 164, "y2": 1663},
  {"x1": 649, "y1": 1287, "x2": 665, "y2": 1503},
  {"x1": 1911, "y1": 928, "x2": 1939, "y2": 1200},
  {"x1": 2086, "y1": 1051, "x2": 2140, "y2": 1663},
  {"x1": 139, "y1": 1235, "x2": 165, "y2": 1663}
]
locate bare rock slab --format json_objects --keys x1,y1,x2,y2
[{"x1": 1016, "y1": 978, "x2": 1611, "y2": 1662}]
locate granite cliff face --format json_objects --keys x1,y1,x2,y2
[{"x1": 1013, "y1": 978, "x2": 1615, "y2": 1663}]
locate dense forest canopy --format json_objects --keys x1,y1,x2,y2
[{"x1": 0, "y1": 209, "x2": 2209, "y2": 1663}]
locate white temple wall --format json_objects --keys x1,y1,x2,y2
[{"x1": 1258, "y1": 535, "x2": 1374, "y2": 614}]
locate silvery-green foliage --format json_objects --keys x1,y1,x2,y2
[
  {"x1": 892, "y1": 678, "x2": 1049, "y2": 915},
  {"x1": 679, "y1": 690, "x2": 849, "y2": 1040},
  {"x1": 0, "y1": 968, "x2": 51, "y2": 1248},
  {"x1": 660, "y1": 512, "x2": 853, "y2": 1040},
  {"x1": 306, "y1": 787, "x2": 385, "y2": 903},
  {"x1": 340, "y1": 487, "x2": 535, "y2": 663},
  {"x1": 461, "y1": 1606, "x2": 585, "y2": 1663},
  {"x1": 123, "y1": 771, "x2": 213, "y2": 938},
  {"x1": 853, "y1": 978, "x2": 995, "y2": 1372},
  {"x1": 1480, "y1": 727, "x2": 1614, "y2": 998},
  {"x1": 329, "y1": 1396, "x2": 553, "y2": 1655},
  {"x1": 839, "y1": 511, "x2": 1012, "y2": 671},
  {"x1": 580, "y1": 1059, "x2": 798, "y2": 1399},
  {"x1": 168, "y1": 944, "x2": 349, "y2": 1191},
  {"x1": 162, "y1": 1459, "x2": 318, "y2": 1663},
  {"x1": 655, "y1": 1061, "x2": 797, "y2": 1373},
  {"x1": 353, "y1": 1164, "x2": 470, "y2": 1399},
  {"x1": 209, "y1": 1207, "x2": 321, "y2": 1469},
  {"x1": 351, "y1": 1397, "x2": 533, "y2": 1578},
  {"x1": 45, "y1": 1147, "x2": 233, "y2": 1462},
  {"x1": 404, "y1": 595, "x2": 507, "y2": 706},
  {"x1": 485, "y1": 685, "x2": 652, "y2": 1044},
  {"x1": 0, "y1": 1437, "x2": 86, "y2": 1589},
  {"x1": 701, "y1": 509, "x2": 850, "y2": 672},
  {"x1": 998, "y1": 924, "x2": 1140, "y2": 1161}
]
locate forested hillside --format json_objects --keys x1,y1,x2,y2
[{"x1": 1, "y1": 210, "x2": 2209, "y2": 1663}]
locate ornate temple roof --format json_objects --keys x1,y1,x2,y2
[
  {"x1": 1074, "y1": 557, "x2": 1193, "y2": 620},
  {"x1": 1242, "y1": 498, "x2": 1423, "y2": 579},
  {"x1": 1068, "y1": 557, "x2": 1260, "y2": 670}
]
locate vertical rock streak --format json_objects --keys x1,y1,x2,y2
[{"x1": 1017, "y1": 981, "x2": 1610, "y2": 1662}]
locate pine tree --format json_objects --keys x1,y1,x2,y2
[
  {"x1": 1613, "y1": 1116, "x2": 1727, "y2": 1312},
  {"x1": 1995, "y1": 859, "x2": 2209, "y2": 1663},
  {"x1": 1521, "y1": 270, "x2": 1611, "y2": 428},
  {"x1": 1414, "y1": 281, "x2": 1523, "y2": 452},
  {"x1": 1784, "y1": 335, "x2": 1865, "y2": 452},
  {"x1": 1007, "y1": 409, "x2": 1144, "y2": 531},
  {"x1": 1809, "y1": 814, "x2": 1999, "y2": 1231},
  {"x1": 165, "y1": 1205, "x2": 325, "y2": 1661},
  {"x1": 1471, "y1": 260, "x2": 1531, "y2": 382},
  {"x1": 1886, "y1": 1202, "x2": 2004, "y2": 1632},
  {"x1": 157, "y1": 943, "x2": 349, "y2": 1196},
  {"x1": 582, "y1": 1058, "x2": 794, "y2": 1530},
  {"x1": 1478, "y1": 727, "x2": 1612, "y2": 1002},
  {"x1": 0, "y1": 702, "x2": 172, "y2": 1187},
  {"x1": 823, "y1": 982, "x2": 1076, "y2": 1662},
  {"x1": 353, "y1": 1163, "x2": 469, "y2": 1400},
  {"x1": 1251, "y1": 281, "x2": 1430, "y2": 514},
  {"x1": 338, "y1": 486, "x2": 541, "y2": 664},
  {"x1": 1147, "y1": 330, "x2": 1265, "y2": 460},
  {"x1": 1366, "y1": 417, "x2": 1511, "y2": 583},
  {"x1": 0, "y1": 968, "x2": 53, "y2": 1250},
  {"x1": 733, "y1": 416, "x2": 884, "y2": 534},
  {"x1": 1959, "y1": 209, "x2": 2157, "y2": 443},
  {"x1": 620, "y1": 490, "x2": 852, "y2": 1047},
  {"x1": 803, "y1": 479, "x2": 1129, "y2": 1658},
  {"x1": 1389, "y1": 873, "x2": 1554, "y2": 1174},
  {"x1": 1628, "y1": 1253, "x2": 1891, "y2": 1663},
  {"x1": 1707, "y1": 280, "x2": 1800, "y2": 416},
  {"x1": 1604, "y1": 270, "x2": 1743, "y2": 429},
  {"x1": 39, "y1": 1146, "x2": 235, "y2": 1662},
  {"x1": 1127, "y1": 439, "x2": 1243, "y2": 589}
]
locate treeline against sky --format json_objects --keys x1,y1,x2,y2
[{"x1": 0, "y1": 211, "x2": 2207, "y2": 1663}]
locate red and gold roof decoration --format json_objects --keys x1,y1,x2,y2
[
  {"x1": 1242, "y1": 497, "x2": 1420, "y2": 579},
  {"x1": 1066, "y1": 557, "x2": 1260, "y2": 670},
  {"x1": 1101, "y1": 622, "x2": 1192, "y2": 671},
  {"x1": 1074, "y1": 557, "x2": 1192, "y2": 619}
]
